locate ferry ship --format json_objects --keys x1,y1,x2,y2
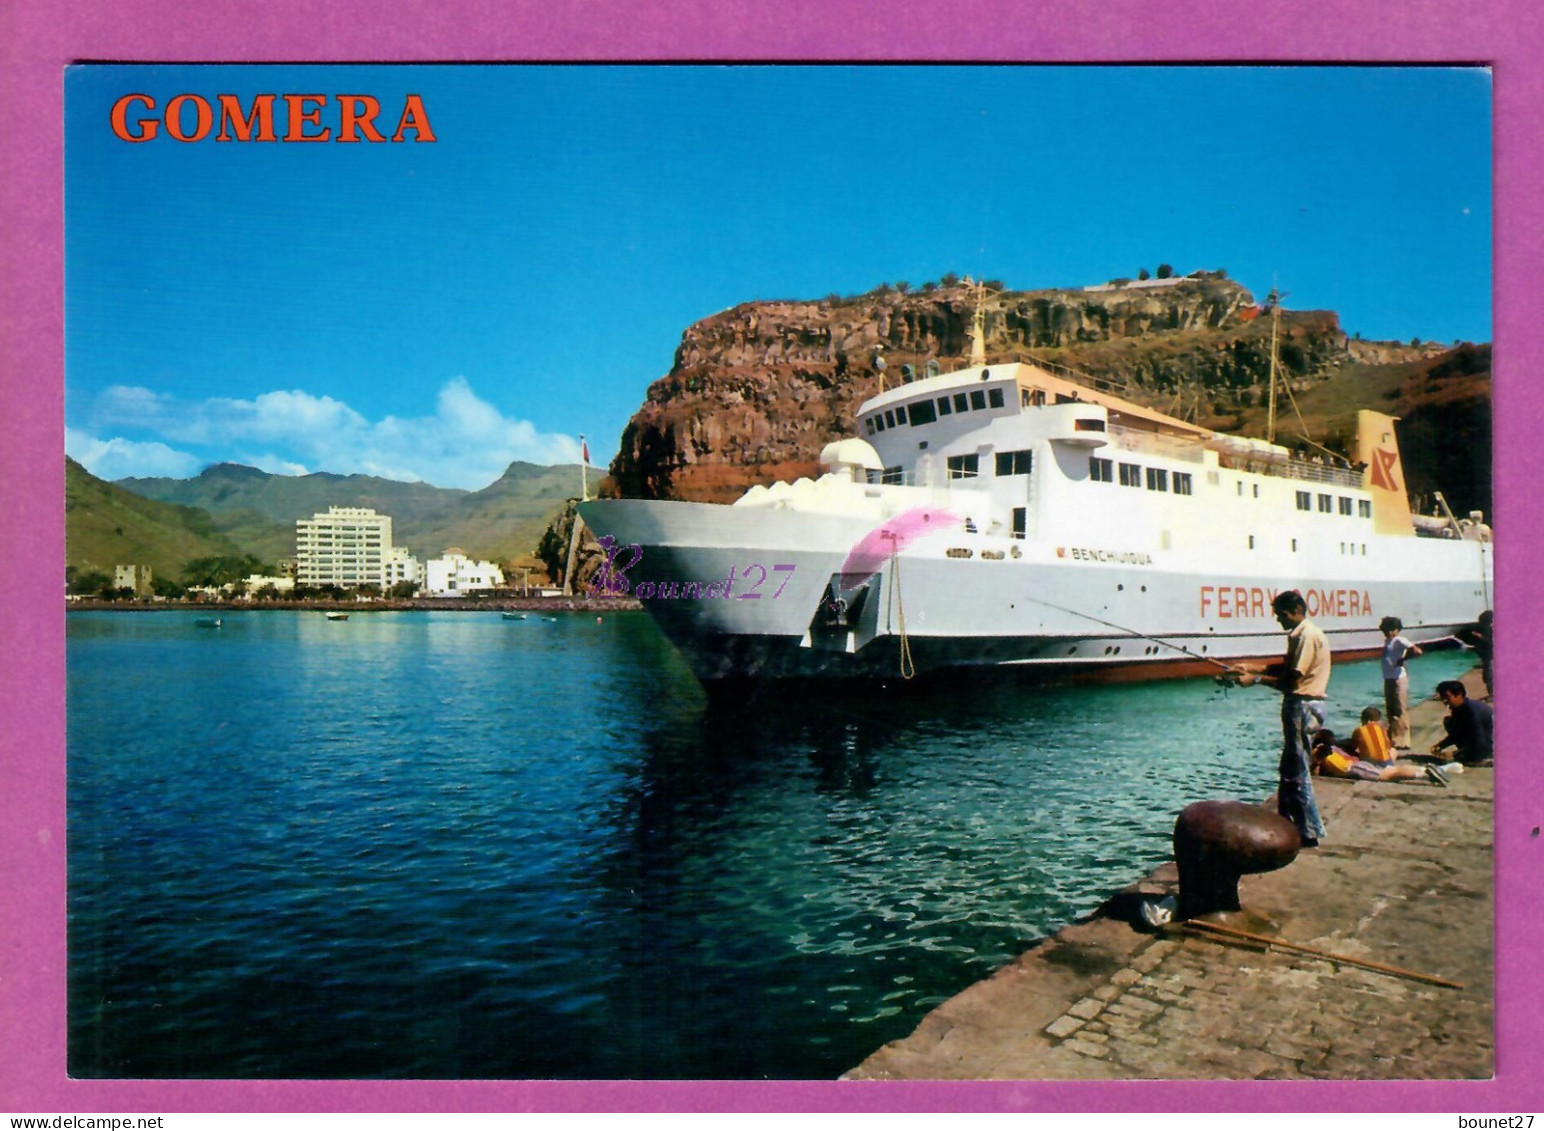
[{"x1": 579, "y1": 305, "x2": 1492, "y2": 683}]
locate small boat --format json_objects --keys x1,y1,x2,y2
[
  {"x1": 502, "y1": 612, "x2": 528, "y2": 620},
  {"x1": 194, "y1": 617, "x2": 222, "y2": 628},
  {"x1": 325, "y1": 611, "x2": 349, "y2": 621}
]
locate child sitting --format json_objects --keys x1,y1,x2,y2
[
  {"x1": 1311, "y1": 730, "x2": 1450, "y2": 786},
  {"x1": 1348, "y1": 706, "x2": 1395, "y2": 764}
]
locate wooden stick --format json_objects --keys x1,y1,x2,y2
[{"x1": 1179, "y1": 919, "x2": 1465, "y2": 989}]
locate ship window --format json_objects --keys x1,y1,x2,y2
[
  {"x1": 954, "y1": 393, "x2": 969, "y2": 413},
  {"x1": 1056, "y1": 394, "x2": 1076, "y2": 404},
  {"x1": 1339, "y1": 497, "x2": 1353, "y2": 516},
  {"x1": 1074, "y1": 418, "x2": 1107, "y2": 432},
  {"x1": 1318, "y1": 493, "x2": 1333, "y2": 513},
  {"x1": 1090, "y1": 457, "x2": 1114, "y2": 482},
  {"x1": 881, "y1": 466, "x2": 904, "y2": 484},
  {"x1": 947, "y1": 454, "x2": 979, "y2": 479},
  {"x1": 885, "y1": 410, "x2": 896, "y2": 428},
  {"x1": 988, "y1": 388, "x2": 1005, "y2": 408},
  {"x1": 995, "y1": 449, "x2": 1032, "y2": 476},
  {"x1": 895, "y1": 404, "x2": 908, "y2": 424},
  {"x1": 908, "y1": 399, "x2": 937, "y2": 425},
  {"x1": 1119, "y1": 462, "x2": 1141, "y2": 488},
  {"x1": 1292, "y1": 538, "x2": 1298, "y2": 552},
  {"x1": 970, "y1": 390, "x2": 987, "y2": 411},
  {"x1": 1146, "y1": 468, "x2": 1168, "y2": 492},
  {"x1": 1012, "y1": 507, "x2": 1027, "y2": 538},
  {"x1": 1249, "y1": 535, "x2": 1256, "y2": 549},
  {"x1": 1173, "y1": 472, "x2": 1193, "y2": 495},
  {"x1": 1296, "y1": 490, "x2": 1311, "y2": 511},
  {"x1": 865, "y1": 417, "x2": 876, "y2": 436},
  {"x1": 1359, "y1": 499, "x2": 1372, "y2": 518},
  {"x1": 937, "y1": 396, "x2": 953, "y2": 416},
  {"x1": 1253, "y1": 484, "x2": 1260, "y2": 498},
  {"x1": 874, "y1": 415, "x2": 885, "y2": 433}
]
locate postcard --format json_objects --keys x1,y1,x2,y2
[{"x1": 4, "y1": 5, "x2": 1541, "y2": 1121}]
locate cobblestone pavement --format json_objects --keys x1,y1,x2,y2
[{"x1": 845, "y1": 671, "x2": 1494, "y2": 1081}]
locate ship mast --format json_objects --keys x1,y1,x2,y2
[
  {"x1": 968, "y1": 277, "x2": 988, "y2": 366},
  {"x1": 1265, "y1": 287, "x2": 1281, "y2": 444}
]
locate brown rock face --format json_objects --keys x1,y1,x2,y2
[{"x1": 609, "y1": 277, "x2": 1357, "y2": 502}]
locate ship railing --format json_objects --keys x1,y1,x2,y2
[{"x1": 1214, "y1": 457, "x2": 1363, "y2": 489}]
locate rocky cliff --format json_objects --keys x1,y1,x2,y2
[{"x1": 609, "y1": 276, "x2": 1442, "y2": 504}]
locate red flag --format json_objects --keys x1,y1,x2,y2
[{"x1": 581, "y1": 440, "x2": 590, "y2": 466}]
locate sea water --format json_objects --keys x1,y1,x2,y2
[{"x1": 65, "y1": 610, "x2": 1477, "y2": 1079}]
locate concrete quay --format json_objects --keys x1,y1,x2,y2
[{"x1": 846, "y1": 669, "x2": 1494, "y2": 1081}]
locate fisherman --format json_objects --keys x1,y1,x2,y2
[
  {"x1": 1379, "y1": 616, "x2": 1422, "y2": 750},
  {"x1": 1227, "y1": 590, "x2": 1329, "y2": 847},
  {"x1": 1457, "y1": 610, "x2": 1494, "y2": 700},
  {"x1": 1431, "y1": 680, "x2": 1495, "y2": 766},
  {"x1": 1311, "y1": 730, "x2": 1448, "y2": 786}
]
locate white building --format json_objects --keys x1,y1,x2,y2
[
  {"x1": 295, "y1": 506, "x2": 400, "y2": 589},
  {"x1": 241, "y1": 574, "x2": 295, "y2": 595},
  {"x1": 423, "y1": 549, "x2": 505, "y2": 597},
  {"x1": 384, "y1": 546, "x2": 422, "y2": 591},
  {"x1": 113, "y1": 564, "x2": 154, "y2": 596}
]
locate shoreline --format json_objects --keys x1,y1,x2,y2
[
  {"x1": 64, "y1": 596, "x2": 644, "y2": 613},
  {"x1": 847, "y1": 666, "x2": 1494, "y2": 1080}
]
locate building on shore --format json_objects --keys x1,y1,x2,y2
[
  {"x1": 423, "y1": 549, "x2": 505, "y2": 597},
  {"x1": 113, "y1": 564, "x2": 154, "y2": 597},
  {"x1": 384, "y1": 546, "x2": 422, "y2": 592},
  {"x1": 240, "y1": 573, "x2": 295, "y2": 596},
  {"x1": 295, "y1": 506, "x2": 418, "y2": 590}
]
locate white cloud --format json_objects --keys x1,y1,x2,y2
[
  {"x1": 79, "y1": 378, "x2": 589, "y2": 489},
  {"x1": 67, "y1": 428, "x2": 203, "y2": 481}
]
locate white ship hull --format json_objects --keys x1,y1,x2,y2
[
  {"x1": 579, "y1": 497, "x2": 1489, "y2": 683},
  {"x1": 580, "y1": 358, "x2": 1492, "y2": 684}
]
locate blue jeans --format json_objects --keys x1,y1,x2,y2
[{"x1": 1279, "y1": 696, "x2": 1327, "y2": 842}]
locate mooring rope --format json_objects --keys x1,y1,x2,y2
[{"x1": 887, "y1": 547, "x2": 916, "y2": 680}]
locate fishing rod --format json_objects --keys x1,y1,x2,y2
[{"x1": 1019, "y1": 593, "x2": 1243, "y2": 675}]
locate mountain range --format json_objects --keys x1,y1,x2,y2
[{"x1": 68, "y1": 458, "x2": 598, "y2": 579}]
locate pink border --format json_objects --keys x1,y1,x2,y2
[{"x1": 4, "y1": 1, "x2": 1538, "y2": 1113}]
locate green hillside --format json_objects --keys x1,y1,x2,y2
[
  {"x1": 114, "y1": 460, "x2": 600, "y2": 566},
  {"x1": 65, "y1": 457, "x2": 252, "y2": 577}
]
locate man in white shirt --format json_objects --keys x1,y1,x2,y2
[{"x1": 1379, "y1": 615, "x2": 1422, "y2": 750}]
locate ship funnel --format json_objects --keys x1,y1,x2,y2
[{"x1": 1354, "y1": 410, "x2": 1415, "y2": 537}]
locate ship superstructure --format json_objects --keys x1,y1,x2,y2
[{"x1": 581, "y1": 323, "x2": 1492, "y2": 683}]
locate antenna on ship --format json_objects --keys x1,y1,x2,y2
[
  {"x1": 1264, "y1": 286, "x2": 1286, "y2": 444},
  {"x1": 968, "y1": 276, "x2": 988, "y2": 366}
]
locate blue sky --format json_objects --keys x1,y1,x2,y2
[{"x1": 65, "y1": 64, "x2": 1492, "y2": 490}]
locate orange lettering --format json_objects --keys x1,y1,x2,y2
[
  {"x1": 1306, "y1": 590, "x2": 1320, "y2": 616},
  {"x1": 164, "y1": 95, "x2": 212, "y2": 142},
  {"x1": 1200, "y1": 586, "x2": 1214, "y2": 617},
  {"x1": 1218, "y1": 588, "x2": 1232, "y2": 617},
  {"x1": 217, "y1": 94, "x2": 277, "y2": 142},
  {"x1": 392, "y1": 94, "x2": 436, "y2": 142},
  {"x1": 1250, "y1": 588, "x2": 1265, "y2": 618},
  {"x1": 1349, "y1": 590, "x2": 1362, "y2": 617},
  {"x1": 337, "y1": 95, "x2": 385, "y2": 143},
  {"x1": 1361, "y1": 590, "x2": 1372, "y2": 616},
  {"x1": 110, "y1": 93, "x2": 158, "y2": 142},
  {"x1": 284, "y1": 94, "x2": 331, "y2": 142}
]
